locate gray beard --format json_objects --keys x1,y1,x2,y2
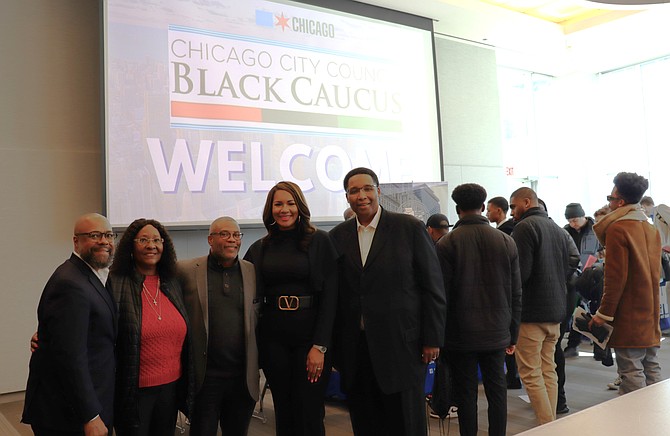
[{"x1": 81, "y1": 250, "x2": 113, "y2": 269}]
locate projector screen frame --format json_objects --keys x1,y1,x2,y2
[{"x1": 102, "y1": 0, "x2": 445, "y2": 230}]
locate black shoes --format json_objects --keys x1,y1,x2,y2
[
  {"x1": 563, "y1": 347, "x2": 578, "y2": 358},
  {"x1": 556, "y1": 405, "x2": 570, "y2": 414}
]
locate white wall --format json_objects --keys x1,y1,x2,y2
[
  {"x1": 0, "y1": 0, "x2": 104, "y2": 393},
  {"x1": 435, "y1": 37, "x2": 506, "y2": 225}
]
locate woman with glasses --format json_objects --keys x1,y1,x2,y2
[
  {"x1": 110, "y1": 218, "x2": 194, "y2": 435},
  {"x1": 244, "y1": 181, "x2": 338, "y2": 436}
]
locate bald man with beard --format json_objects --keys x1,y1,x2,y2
[
  {"x1": 23, "y1": 213, "x2": 118, "y2": 435},
  {"x1": 509, "y1": 188, "x2": 572, "y2": 425}
]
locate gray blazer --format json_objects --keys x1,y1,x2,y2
[{"x1": 177, "y1": 256, "x2": 260, "y2": 401}]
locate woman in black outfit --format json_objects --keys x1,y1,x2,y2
[{"x1": 244, "y1": 181, "x2": 338, "y2": 436}]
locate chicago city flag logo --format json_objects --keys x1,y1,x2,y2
[{"x1": 255, "y1": 9, "x2": 335, "y2": 38}]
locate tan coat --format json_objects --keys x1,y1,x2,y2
[{"x1": 595, "y1": 210, "x2": 661, "y2": 348}]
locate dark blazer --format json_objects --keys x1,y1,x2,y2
[
  {"x1": 23, "y1": 254, "x2": 117, "y2": 430},
  {"x1": 498, "y1": 218, "x2": 516, "y2": 236},
  {"x1": 177, "y1": 256, "x2": 260, "y2": 401},
  {"x1": 329, "y1": 208, "x2": 446, "y2": 394}
]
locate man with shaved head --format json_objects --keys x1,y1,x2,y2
[
  {"x1": 177, "y1": 217, "x2": 260, "y2": 435},
  {"x1": 23, "y1": 213, "x2": 118, "y2": 435},
  {"x1": 509, "y1": 188, "x2": 573, "y2": 425}
]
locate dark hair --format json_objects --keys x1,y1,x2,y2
[
  {"x1": 487, "y1": 196, "x2": 509, "y2": 213},
  {"x1": 452, "y1": 183, "x2": 487, "y2": 211},
  {"x1": 640, "y1": 196, "x2": 655, "y2": 206},
  {"x1": 343, "y1": 167, "x2": 379, "y2": 191},
  {"x1": 262, "y1": 181, "x2": 316, "y2": 251},
  {"x1": 613, "y1": 172, "x2": 649, "y2": 204},
  {"x1": 111, "y1": 218, "x2": 177, "y2": 279}
]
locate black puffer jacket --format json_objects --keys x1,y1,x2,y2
[
  {"x1": 436, "y1": 214, "x2": 522, "y2": 351},
  {"x1": 512, "y1": 208, "x2": 572, "y2": 323},
  {"x1": 110, "y1": 271, "x2": 194, "y2": 431}
]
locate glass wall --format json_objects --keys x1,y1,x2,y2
[{"x1": 498, "y1": 57, "x2": 670, "y2": 222}]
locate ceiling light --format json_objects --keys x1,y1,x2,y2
[{"x1": 587, "y1": 0, "x2": 669, "y2": 4}]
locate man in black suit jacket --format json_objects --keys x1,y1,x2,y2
[
  {"x1": 330, "y1": 167, "x2": 446, "y2": 436},
  {"x1": 23, "y1": 213, "x2": 117, "y2": 435}
]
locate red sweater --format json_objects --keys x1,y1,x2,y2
[{"x1": 139, "y1": 275, "x2": 187, "y2": 388}]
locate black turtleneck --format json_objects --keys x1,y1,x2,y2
[
  {"x1": 262, "y1": 228, "x2": 310, "y2": 295},
  {"x1": 205, "y1": 254, "x2": 245, "y2": 378}
]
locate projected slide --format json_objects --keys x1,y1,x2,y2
[{"x1": 105, "y1": 0, "x2": 442, "y2": 227}]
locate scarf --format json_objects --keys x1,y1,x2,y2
[{"x1": 593, "y1": 203, "x2": 648, "y2": 247}]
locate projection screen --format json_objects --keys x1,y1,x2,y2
[{"x1": 104, "y1": 0, "x2": 442, "y2": 227}]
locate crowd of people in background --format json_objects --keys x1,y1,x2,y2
[{"x1": 21, "y1": 169, "x2": 667, "y2": 436}]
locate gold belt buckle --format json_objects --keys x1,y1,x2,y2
[{"x1": 278, "y1": 295, "x2": 300, "y2": 311}]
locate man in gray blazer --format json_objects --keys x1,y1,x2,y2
[{"x1": 177, "y1": 216, "x2": 260, "y2": 436}]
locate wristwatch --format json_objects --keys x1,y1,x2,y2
[{"x1": 312, "y1": 345, "x2": 327, "y2": 353}]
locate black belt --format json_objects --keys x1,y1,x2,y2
[{"x1": 263, "y1": 295, "x2": 315, "y2": 311}]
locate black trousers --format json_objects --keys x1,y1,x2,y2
[
  {"x1": 565, "y1": 289, "x2": 585, "y2": 349},
  {"x1": 346, "y1": 333, "x2": 427, "y2": 436},
  {"x1": 116, "y1": 381, "x2": 178, "y2": 436},
  {"x1": 447, "y1": 349, "x2": 507, "y2": 436},
  {"x1": 556, "y1": 318, "x2": 568, "y2": 409},
  {"x1": 259, "y1": 338, "x2": 331, "y2": 436},
  {"x1": 189, "y1": 374, "x2": 255, "y2": 436},
  {"x1": 505, "y1": 353, "x2": 520, "y2": 385}
]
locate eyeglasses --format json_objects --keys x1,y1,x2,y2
[
  {"x1": 75, "y1": 232, "x2": 117, "y2": 241},
  {"x1": 134, "y1": 237, "x2": 164, "y2": 246},
  {"x1": 209, "y1": 231, "x2": 243, "y2": 240},
  {"x1": 346, "y1": 185, "x2": 377, "y2": 196},
  {"x1": 607, "y1": 195, "x2": 623, "y2": 202}
]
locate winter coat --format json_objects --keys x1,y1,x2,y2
[
  {"x1": 436, "y1": 214, "x2": 522, "y2": 351},
  {"x1": 593, "y1": 204, "x2": 661, "y2": 348},
  {"x1": 512, "y1": 207, "x2": 572, "y2": 323}
]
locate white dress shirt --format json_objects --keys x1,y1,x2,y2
[{"x1": 356, "y1": 206, "x2": 382, "y2": 266}]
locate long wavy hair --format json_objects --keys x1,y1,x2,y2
[
  {"x1": 110, "y1": 218, "x2": 178, "y2": 279},
  {"x1": 261, "y1": 181, "x2": 316, "y2": 251}
]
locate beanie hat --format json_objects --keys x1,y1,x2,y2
[{"x1": 565, "y1": 203, "x2": 585, "y2": 219}]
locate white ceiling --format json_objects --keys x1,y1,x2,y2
[{"x1": 356, "y1": 0, "x2": 670, "y2": 75}]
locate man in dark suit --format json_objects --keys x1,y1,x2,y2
[
  {"x1": 329, "y1": 167, "x2": 446, "y2": 436},
  {"x1": 177, "y1": 216, "x2": 260, "y2": 436},
  {"x1": 486, "y1": 196, "x2": 515, "y2": 236},
  {"x1": 23, "y1": 213, "x2": 117, "y2": 435}
]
